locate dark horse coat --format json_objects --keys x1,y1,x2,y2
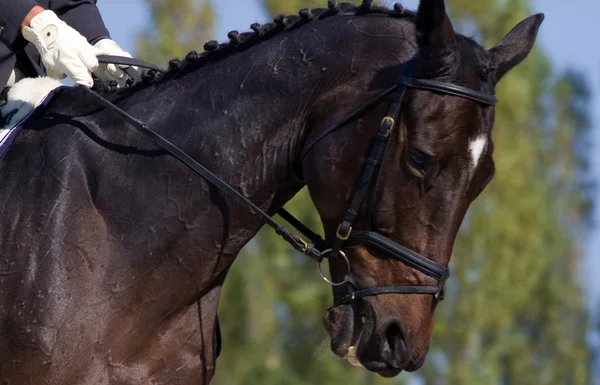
[{"x1": 0, "y1": 1, "x2": 542, "y2": 384}]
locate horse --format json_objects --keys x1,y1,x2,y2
[{"x1": 0, "y1": 0, "x2": 543, "y2": 383}]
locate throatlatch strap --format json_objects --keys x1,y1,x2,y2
[{"x1": 301, "y1": 84, "x2": 400, "y2": 161}]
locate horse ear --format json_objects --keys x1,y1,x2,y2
[
  {"x1": 488, "y1": 14, "x2": 545, "y2": 83},
  {"x1": 416, "y1": 0, "x2": 456, "y2": 52}
]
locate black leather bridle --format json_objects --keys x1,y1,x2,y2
[
  {"x1": 297, "y1": 57, "x2": 497, "y2": 306},
  {"x1": 83, "y1": 55, "x2": 497, "y2": 307}
]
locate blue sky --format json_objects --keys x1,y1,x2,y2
[{"x1": 97, "y1": 0, "x2": 600, "y2": 303}]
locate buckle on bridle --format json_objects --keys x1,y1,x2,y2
[
  {"x1": 336, "y1": 224, "x2": 353, "y2": 241},
  {"x1": 298, "y1": 237, "x2": 309, "y2": 254},
  {"x1": 381, "y1": 116, "x2": 395, "y2": 137}
]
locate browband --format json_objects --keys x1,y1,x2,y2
[{"x1": 398, "y1": 77, "x2": 498, "y2": 106}]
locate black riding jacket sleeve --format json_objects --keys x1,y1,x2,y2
[{"x1": 0, "y1": 0, "x2": 110, "y2": 87}]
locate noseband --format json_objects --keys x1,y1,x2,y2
[{"x1": 83, "y1": 55, "x2": 497, "y2": 309}]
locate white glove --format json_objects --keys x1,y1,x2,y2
[
  {"x1": 22, "y1": 10, "x2": 98, "y2": 87},
  {"x1": 93, "y1": 39, "x2": 136, "y2": 88}
]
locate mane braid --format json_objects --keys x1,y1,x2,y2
[{"x1": 140, "y1": 2, "x2": 415, "y2": 85}]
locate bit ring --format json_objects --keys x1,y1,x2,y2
[{"x1": 318, "y1": 249, "x2": 351, "y2": 286}]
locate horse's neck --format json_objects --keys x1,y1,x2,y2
[
  {"x1": 127, "y1": 16, "x2": 413, "y2": 223},
  {"x1": 110, "y1": 46, "x2": 339, "y2": 292},
  {"x1": 137, "y1": 55, "x2": 337, "y2": 222},
  {"x1": 109, "y1": 16, "x2": 415, "y2": 296},
  {"x1": 71, "y1": 15, "x2": 417, "y2": 307}
]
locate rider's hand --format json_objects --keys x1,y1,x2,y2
[
  {"x1": 93, "y1": 39, "x2": 136, "y2": 88},
  {"x1": 21, "y1": 10, "x2": 98, "y2": 87}
]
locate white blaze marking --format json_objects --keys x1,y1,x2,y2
[{"x1": 469, "y1": 135, "x2": 487, "y2": 172}]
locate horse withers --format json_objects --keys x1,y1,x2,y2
[{"x1": 0, "y1": 0, "x2": 542, "y2": 383}]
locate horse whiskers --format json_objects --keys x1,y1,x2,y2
[{"x1": 313, "y1": 338, "x2": 338, "y2": 361}]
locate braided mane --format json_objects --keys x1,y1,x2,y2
[{"x1": 141, "y1": 1, "x2": 415, "y2": 84}]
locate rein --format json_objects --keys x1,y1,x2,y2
[
  {"x1": 82, "y1": 55, "x2": 497, "y2": 307},
  {"x1": 85, "y1": 56, "x2": 327, "y2": 263}
]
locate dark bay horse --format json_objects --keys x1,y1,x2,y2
[{"x1": 0, "y1": 0, "x2": 542, "y2": 383}]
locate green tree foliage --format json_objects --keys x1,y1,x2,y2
[
  {"x1": 420, "y1": 2, "x2": 592, "y2": 383},
  {"x1": 136, "y1": 0, "x2": 216, "y2": 66},
  {"x1": 136, "y1": 0, "x2": 592, "y2": 384},
  {"x1": 262, "y1": 0, "x2": 382, "y2": 18},
  {"x1": 262, "y1": 0, "x2": 330, "y2": 18}
]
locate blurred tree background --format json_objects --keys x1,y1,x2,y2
[
  {"x1": 136, "y1": 0, "x2": 216, "y2": 65},
  {"x1": 136, "y1": 0, "x2": 594, "y2": 384}
]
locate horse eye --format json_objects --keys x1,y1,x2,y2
[
  {"x1": 479, "y1": 68, "x2": 489, "y2": 80},
  {"x1": 406, "y1": 148, "x2": 430, "y2": 177}
]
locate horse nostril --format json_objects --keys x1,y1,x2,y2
[{"x1": 381, "y1": 320, "x2": 410, "y2": 369}]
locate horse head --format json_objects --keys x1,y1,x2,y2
[{"x1": 302, "y1": 0, "x2": 543, "y2": 376}]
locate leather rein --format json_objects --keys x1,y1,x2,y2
[{"x1": 84, "y1": 55, "x2": 497, "y2": 307}]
